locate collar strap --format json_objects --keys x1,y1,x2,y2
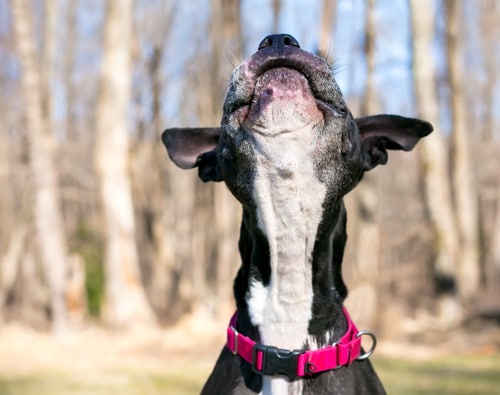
[{"x1": 226, "y1": 307, "x2": 377, "y2": 380}]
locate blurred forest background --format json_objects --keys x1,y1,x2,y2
[{"x1": 0, "y1": 0, "x2": 499, "y2": 342}]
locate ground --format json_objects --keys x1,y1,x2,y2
[{"x1": 0, "y1": 311, "x2": 498, "y2": 395}]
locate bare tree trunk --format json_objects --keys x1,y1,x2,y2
[
  {"x1": 361, "y1": 0, "x2": 377, "y2": 116},
  {"x1": 11, "y1": 0, "x2": 70, "y2": 334},
  {"x1": 213, "y1": 0, "x2": 243, "y2": 317},
  {"x1": 63, "y1": 0, "x2": 77, "y2": 140},
  {"x1": 129, "y1": 2, "x2": 177, "y2": 320},
  {"x1": 318, "y1": 0, "x2": 336, "y2": 59},
  {"x1": 0, "y1": 108, "x2": 18, "y2": 320},
  {"x1": 472, "y1": 1, "x2": 500, "y2": 292},
  {"x1": 41, "y1": 0, "x2": 57, "y2": 127},
  {"x1": 410, "y1": 0, "x2": 462, "y2": 325},
  {"x1": 445, "y1": 0, "x2": 481, "y2": 301},
  {"x1": 180, "y1": 0, "x2": 224, "y2": 316},
  {"x1": 222, "y1": 0, "x2": 242, "y2": 61},
  {"x1": 486, "y1": 4, "x2": 500, "y2": 286},
  {"x1": 0, "y1": 227, "x2": 27, "y2": 313},
  {"x1": 346, "y1": 0, "x2": 380, "y2": 330},
  {"x1": 178, "y1": 0, "x2": 242, "y2": 319},
  {"x1": 272, "y1": 0, "x2": 281, "y2": 32},
  {"x1": 492, "y1": 173, "x2": 500, "y2": 287},
  {"x1": 95, "y1": 0, "x2": 155, "y2": 328}
]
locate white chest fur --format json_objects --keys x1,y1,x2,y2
[{"x1": 246, "y1": 128, "x2": 327, "y2": 394}]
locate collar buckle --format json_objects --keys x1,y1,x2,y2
[{"x1": 252, "y1": 344, "x2": 303, "y2": 380}]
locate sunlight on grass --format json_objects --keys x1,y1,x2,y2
[
  {"x1": 375, "y1": 354, "x2": 500, "y2": 395},
  {"x1": 0, "y1": 366, "x2": 209, "y2": 395},
  {"x1": 0, "y1": 355, "x2": 498, "y2": 394}
]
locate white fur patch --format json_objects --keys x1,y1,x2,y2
[
  {"x1": 251, "y1": 126, "x2": 326, "y2": 349},
  {"x1": 263, "y1": 377, "x2": 303, "y2": 395},
  {"x1": 247, "y1": 280, "x2": 268, "y2": 327}
]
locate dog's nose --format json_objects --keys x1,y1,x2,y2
[{"x1": 258, "y1": 34, "x2": 300, "y2": 51}]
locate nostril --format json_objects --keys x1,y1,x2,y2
[
  {"x1": 258, "y1": 37, "x2": 273, "y2": 50},
  {"x1": 258, "y1": 34, "x2": 300, "y2": 51},
  {"x1": 283, "y1": 35, "x2": 300, "y2": 48}
]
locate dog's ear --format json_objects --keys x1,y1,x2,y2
[
  {"x1": 356, "y1": 114, "x2": 433, "y2": 171},
  {"x1": 161, "y1": 128, "x2": 223, "y2": 182}
]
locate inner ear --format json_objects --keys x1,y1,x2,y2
[
  {"x1": 362, "y1": 137, "x2": 389, "y2": 169},
  {"x1": 161, "y1": 127, "x2": 223, "y2": 182},
  {"x1": 356, "y1": 114, "x2": 433, "y2": 171},
  {"x1": 356, "y1": 114, "x2": 433, "y2": 151},
  {"x1": 161, "y1": 127, "x2": 220, "y2": 169}
]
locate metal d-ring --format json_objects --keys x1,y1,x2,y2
[{"x1": 356, "y1": 331, "x2": 377, "y2": 361}]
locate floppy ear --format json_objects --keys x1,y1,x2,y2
[
  {"x1": 356, "y1": 114, "x2": 433, "y2": 171},
  {"x1": 161, "y1": 127, "x2": 223, "y2": 182}
]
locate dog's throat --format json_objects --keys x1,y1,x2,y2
[{"x1": 247, "y1": 132, "x2": 327, "y2": 353}]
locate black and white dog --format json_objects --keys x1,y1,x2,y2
[{"x1": 162, "y1": 34, "x2": 432, "y2": 394}]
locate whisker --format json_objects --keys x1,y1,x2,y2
[
  {"x1": 332, "y1": 62, "x2": 351, "y2": 76},
  {"x1": 317, "y1": 39, "x2": 335, "y2": 64},
  {"x1": 225, "y1": 49, "x2": 240, "y2": 68},
  {"x1": 325, "y1": 40, "x2": 334, "y2": 64}
]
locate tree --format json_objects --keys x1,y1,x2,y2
[
  {"x1": 445, "y1": 0, "x2": 481, "y2": 300},
  {"x1": 11, "y1": 0, "x2": 70, "y2": 333},
  {"x1": 272, "y1": 0, "x2": 281, "y2": 32},
  {"x1": 318, "y1": 0, "x2": 336, "y2": 59},
  {"x1": 345, "y1": 0, "x2": 381, "y2": 329},
  {"x1": 481, "y1": 1, "x2": 500, "y2": 290},
  {"x1": 471, "y1": 0, "x2": 500, "y2": 294},
  {"x1": 184, "y1": 0, "x2": 242, "y2": 317},
  {"x1": 213, "y1": 0, "x2": 243, "y2": 316},
  {"x1": 94, "y1": 0, "x2": 155, "y2": 328},
  {"x1": 410, "y1": 0, "x2": 462, "y2": 325},
  {"x1": 137, "y1": 1, "x2": 177, "y2": 320}
]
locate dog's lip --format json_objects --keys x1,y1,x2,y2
[
  {"x1": 231, "y1": 80, "x2": 346, "y2": 123},
  {"x1": 226, "y1": 48, "x2": 348, "y2": 118}
]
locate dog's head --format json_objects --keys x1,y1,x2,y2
[{"x1": 162, "y1": 34, "x2": 432, "y2": 207}]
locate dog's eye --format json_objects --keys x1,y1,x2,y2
[
  {"x1": 336, "y1": 106, "x2": 348, "y2": 116},
  {"x1": 317, "y1": 101, "x2": 348, "y2": 118},
  {"x1": 330, "y1": 104, "x2": 348, "y2": 117}
]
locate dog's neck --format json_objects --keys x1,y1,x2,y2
[{"x1": 233, "y1": 137, "x2": 349, "y2": 352}]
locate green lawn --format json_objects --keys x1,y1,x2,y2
[{"x1": 0, "y1": 354, "x2": 498, "y2": 395}]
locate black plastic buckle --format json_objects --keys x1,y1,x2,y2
[{"x1": 251, "y1": 344, "x2": 303, "y2": 380}]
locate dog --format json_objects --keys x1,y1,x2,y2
[{"x1": 162, "y1": 34, "x2": 432, "y2": 394}]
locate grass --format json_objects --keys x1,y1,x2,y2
[
  {"x1": 0, "y1": 366, "x2": 208, "y2": 395},
  {"x1": 375, "y1": 354, "x2": 500, "y2": 395},
  {"x1": 0, "y1": 354, "x2": 498, "y2": 394}
]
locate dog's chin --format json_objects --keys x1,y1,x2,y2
[
  {"x1": 233, "y1": 67, "x2": 323, "y2": 136},
  {"x1": 226, "y1": 65, "x2": 348, "y2": 136}
]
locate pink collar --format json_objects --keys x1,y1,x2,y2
[{"x1": 226, "y1": 307, "x2": 376, "y2": 380}]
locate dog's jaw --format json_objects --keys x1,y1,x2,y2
[{"x1": 244, "y1": 67, "x2": 324, "y2": 136}]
